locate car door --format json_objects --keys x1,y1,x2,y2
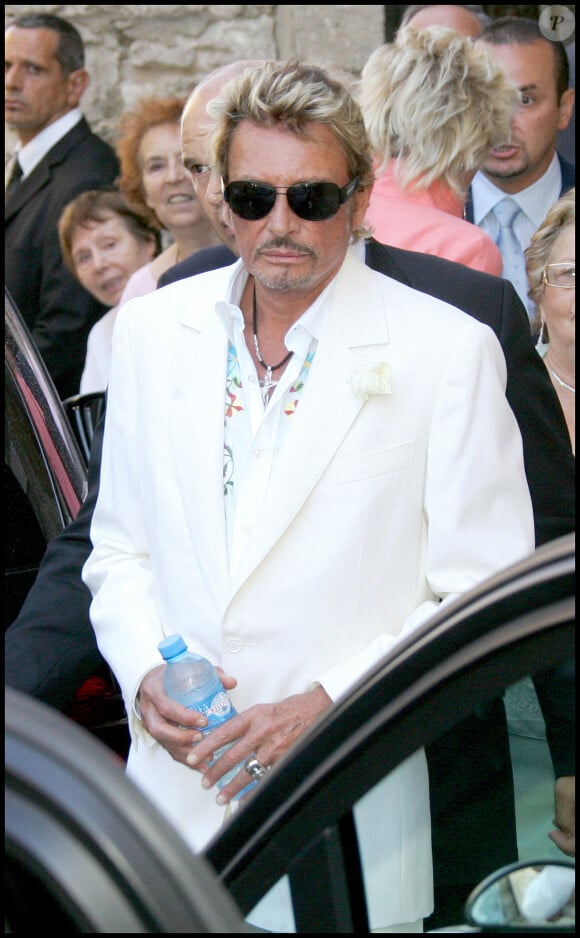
[
  {"x1": 206, "y1": 534, "x2": 575, "y2": 932},
  {"x1": 5, "y1": 289, "x2": 129, "y2": 755},
  {"x1": 5, "y1": 289, "x2": 87, "y2": 621}
]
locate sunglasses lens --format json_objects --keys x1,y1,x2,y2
[
  {"x1": 288, "y1": 183, "x2": 340, "y2": 221},
  {"x1": 225, "y1": 182, "x2": 275, "y2": 220},
  {"x1": 224, "y1": 178, "x2": 357, "y2": 221}
]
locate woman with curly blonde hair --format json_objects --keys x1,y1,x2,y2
[
  {"x1": 115, "y1": 94, "x2": 221, "y2": 301},
  {"x1": 525, "y1": 188, "x2": 575, "y2": 452},
  {"x1": 358, "y1": 25, "x2": 520, "y2": 274}
]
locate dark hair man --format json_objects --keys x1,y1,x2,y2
[{"x1": 5, "y1": 13, "x2": 120, "y2": 398}]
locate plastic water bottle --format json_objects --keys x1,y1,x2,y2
[{"x1": 158, "y1": 633, "x2": 256, "y2": 799}]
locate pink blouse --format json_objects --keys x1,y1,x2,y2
[{"x1": 365, "y1": 164, "x2": 503, "y2": 276}]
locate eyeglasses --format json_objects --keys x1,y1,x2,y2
[
  {"x1": 222, "y1": 177, "x2": 359, "y2": 222},
  {"x1": 542, "y1": 263, "x2": 575, "y2": 289}
]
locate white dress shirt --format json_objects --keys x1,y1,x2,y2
[
  {"x1": 15, "y1": 108, "x2": 83, "y2": 179},
  {"x1": 471, "y1": 153, "x2": 563, "y2": 248},
  {"x1": 471, "y1": 154, "x2": 562, "y2": 319}
]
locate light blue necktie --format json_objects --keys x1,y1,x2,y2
[{"x1": 493, "y1": 197, "x2": 532, "y2": 320}]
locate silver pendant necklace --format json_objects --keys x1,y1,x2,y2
[{"x1": 252, "y1": 282, "x2": 293, "y2": 396}]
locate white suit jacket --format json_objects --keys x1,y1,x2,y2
[{"x1": 83, "y1": 249, "x2": 534, "y2": 925}]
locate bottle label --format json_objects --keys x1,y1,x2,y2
[{"x1": 196, "y1": 689, "x2": 234, "y2": 729}]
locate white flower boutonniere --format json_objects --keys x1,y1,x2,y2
[{"x1": 349, "y1": 361, "x2": 391, "y2": 401}]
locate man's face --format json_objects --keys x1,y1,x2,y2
[
  {"x1": 225, "y1": 119, "x2": 369, "y2": 298},
  {"x1": 5, "y1": 26, "x2": 86, "y2": 145},
  {"x1": 180, "y1": 87, "x2": 237, "y2": 252},
  {"x1": 478, "y1": 39, "x2": 575, "y2": 193}
]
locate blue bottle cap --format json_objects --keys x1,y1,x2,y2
[{"x1": 158, "y1": 633, "x2": 187, "y2": 659}]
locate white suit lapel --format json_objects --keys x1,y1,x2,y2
[
  {"x1": 169, "y1": 282, "x2": 233, "y2": 611},
  {"x1": 230, "y1": 251, "x2": 391, "y2": 592}
]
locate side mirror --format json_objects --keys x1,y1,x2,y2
[{"x1": 465, "y1": 860, "x2": 575, "y2": 932}]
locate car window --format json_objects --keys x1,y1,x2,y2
[
  {"x1": 241, "y1": 660, "x2": 572, "y2": 932},
  {"x1": 506, "y1": 674, "x2": 568, "y2": 863}
]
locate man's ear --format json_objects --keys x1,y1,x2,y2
[
  {"x1": 351, "y1": 184, "x2": 371, "y2": 231},
  {"x1": 66, "y1": 68, "x2": 90, "y2": 107},
  {"x1": 557, "y1": 86, "x2": 575, "y2": 132}
]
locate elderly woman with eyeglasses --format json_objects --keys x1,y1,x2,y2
[{"x1": 525, "y1": 188, "x2": 575, "y2": 454}]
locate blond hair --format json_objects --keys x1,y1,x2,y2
[
  {"x1": 207, "y1": 59, "x2": 374, "y2": 241},
  {"x1": 525, "y1": 188, "x2": 575, "y2": 340},
  {"x1": 359, "y1": 26, "x2": 520, "y2": 199}
]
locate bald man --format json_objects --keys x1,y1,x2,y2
[{"x1": 399, "y1": 4, "x2": 487, "y2": 37}]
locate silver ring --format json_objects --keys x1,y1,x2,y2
[{"x1": 245, "y1": 757, "x2": 269, "y2": 780}]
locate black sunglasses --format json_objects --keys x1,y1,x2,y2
[{"x1": 222, "y1": 177, "x2": 359, "y2": 222}]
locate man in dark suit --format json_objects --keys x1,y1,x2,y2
[
  {"x1": 6, "y1": 63, "x2": 575, "y2": 928},
  {"x1": 464, "y1": 17, "x2": 575, "y2": 320},
  {"x1": 5, "y1": 13, "x2": 120, "y2": 399}
]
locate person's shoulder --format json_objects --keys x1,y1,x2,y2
[
  {"x1": 53, "y1": 117, "x2": 119, "y2": 172},
  {"x1": 76, "y1": 122, "x2": 119, "y2": 161},
  {"x1": 364, "y1": 238, "x2": 511, "y2": 334},
  {"x1": 119, "y1": 264, "x2": 156, "y2": 306},
  {"x1": 158, "y1": 245, "x2": 237, "y2": 287},
  {"x1": 123, "y1": 257, "x2": 240, "y2": 322},
  {"x1": 425, "y1": 210, "x2": 502, "y2": 271},
  {"x1": 453, "y1": 221, "x2": 503, "y2": 275},
  {"x1": 557, "y1": 152, "x2": 575, "y2": 191},
  {"x1": 361, "y1": 247, "x2": 488, "y2": 332},
  {"x1": 158, "y1": 255, "x2": 240, "y2": 297},
  {"x1": 88, "y1": 306, "x2": 118, "y2": 341},
  {"x1": 366, "y1": 238, "x2": 502, "y2": 290}
]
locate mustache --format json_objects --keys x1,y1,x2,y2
[
  {"x1": 256, "y1": 237, "x2": 316, "y2": 257},
  {"x1": 492, "y1": 137, "x2": 523, "y2": 150}
]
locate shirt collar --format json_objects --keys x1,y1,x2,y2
[
  {"x1": 471, "y1": 153, "x2": 562, "y2": 227},
  {"x1": 17, "y1": 108, "x2": 83, "y2": 178},
  {"x1": 216, "y1": 263, "x2": 333, "y2": 348},
  {"x1": 350, "y1": 238, "x2": 367, "y2": 262}
]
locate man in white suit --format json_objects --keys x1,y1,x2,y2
[{"x1": 83, "y1": 60, "x2": 535, "y2": 931}]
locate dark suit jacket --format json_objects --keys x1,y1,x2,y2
[
  {"x1": 5, "y1": 117, "x2": 120, "y2": 399},
  {"x1": 463, "y1": 152, "x2": 575, "y2": 223},
  {"x1": 6, "y1": 237, "x2": 575, "y2": 888},
  {"x1": 157, "y1": 243, "x2": 237, "y2": 285},
  {"x1": 365, "y1": 240, "x2": 575, "y2": 550}
]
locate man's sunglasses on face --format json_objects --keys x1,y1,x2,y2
[{"x1": 222, "y1": 177, "x2": 359, "y2": 222}]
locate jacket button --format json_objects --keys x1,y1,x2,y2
[{"x1": 226, "y1": 637, "x2": 243, "y2": 653}]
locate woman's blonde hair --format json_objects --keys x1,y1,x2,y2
[
  {"x1": 525, "y1": 187, "x2": 575, "y2": 340},
  {"x1": 358, "y1": 25, "x2": 520, "y2": 199}
]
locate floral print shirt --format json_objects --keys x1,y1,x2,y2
[{"x1": 216, "y1": 284, "x2": 328, "y2": 576}]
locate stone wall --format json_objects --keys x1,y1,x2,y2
[{"x1": 5, "y1": 4, "x2": 386, "y2": 152}]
